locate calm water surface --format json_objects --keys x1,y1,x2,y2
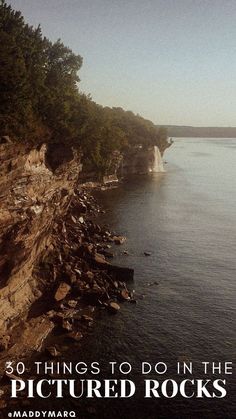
[{"x1": 68, "y1": 139, "x2": 235, "y2": 418}]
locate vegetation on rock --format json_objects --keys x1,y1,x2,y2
[{"x1": 0, "y1": 0, "x2": 168, "y2": 175}]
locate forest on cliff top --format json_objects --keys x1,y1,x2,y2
[{"x1": 0, "y1": 1, "x2": 168, "y2": 175}]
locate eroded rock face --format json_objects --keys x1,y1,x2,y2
[
  {"x1": 0, "y1": 140, "x2": 135, "y2": 371},
  {"x1": 0, "y1": 142, "x2": 82, "y2": 332},
  {"x1": 118, "y1": 145, "x2": 164, "y2": 176}
]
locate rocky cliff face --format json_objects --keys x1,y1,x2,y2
[
  {"x1": 0, "y1": 141, "x2": 82, "y2": 332},
  {"x1": 0, "y1": 141, "x2": 136, "y2": 370},
  {"x1": 0, "y1": 141, "x2": 169, "y2": 335},
  {"x1": 0, "y1": 138, "x2": 171, "y2": 362},
  {"x1": 118, "y1": 145, "x2": 166, "y2": 177}
]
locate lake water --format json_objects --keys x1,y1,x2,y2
[
  {"x1": 36, "y1": 138, "x2": 235, "y2": 418},
  {"x1": 74, "y1": 138, "x2": 236, "y2": 418}
]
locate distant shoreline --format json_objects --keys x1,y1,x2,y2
[{"x1": 160, "y1": 125, "x2": 236, "y2": 138}]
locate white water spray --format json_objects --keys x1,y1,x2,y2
[{"x1": 151, "y1": 145, "x2": 165, "y2": 172}]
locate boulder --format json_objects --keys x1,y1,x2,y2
[
  {"x1": 93, "y1": 253, "x2": 109, "y2": 267},
  {"x1": 84, "y1": 271, "x2": 94, "y2": 282},
  {"x1": 67, "y1": 331, "x2": 83, "y2": 341},
  {"x1": 67, "y1": 300, "x2": 77, "y2": 308},
  {"x1": 107, "y1": 264, "x2": 134, "y2": 281},
  {"x1": 62, "y1": 320, "x2": 73, "y2": 332},
  {"x1": 83, "y1": 288, "x2": 105, "y2": 304},
  {"x1": 100, "y1": 249, "x2": 114, "y2": 259},
  {"x1": 108, "y1": 302, "x2": 120, "y2": 314},
  {"x1": 119, "y1": 289, "x2": 130, "y2": 301},
  {"x1": 54, "y1": 282, "x2": 71, "y2": 301},
  {"x1": 113, "y1": 235, "x2": 126, "y2": 245},
  {"x1": 81, "y1": 314, "x2": 93, "y2": 323}
]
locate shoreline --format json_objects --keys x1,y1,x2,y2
[{"x1": 0, "y1": 185, "x2": 135, "y2": 411}]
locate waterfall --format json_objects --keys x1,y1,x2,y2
[{"x1": 151, "y1": 145, "x2": 165, "y2": 172}]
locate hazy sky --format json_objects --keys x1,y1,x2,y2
[{"x1": 9, "y1": 0, "x2": 236, "y2": 126}]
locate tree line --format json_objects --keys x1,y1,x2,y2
[{"x1": 0, "y1": 0, "x2": 168, "y2": 175}]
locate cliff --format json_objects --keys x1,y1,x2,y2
[
  {"x1": 0, "y1": 135, "x2": 171, "y2": 369},
  {"x1": 0, "y1": 141, "x2": 82, "y2": 332},
  {"x1": 119, "y1": 145, "x2": 166, "y2": 177},
  {"x1": 0, "y1": 140, "x2": 136, "y2": 367}
]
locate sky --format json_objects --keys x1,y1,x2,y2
[{"x1": 9, "y1": 0, "x2": 236, "y2": 126}]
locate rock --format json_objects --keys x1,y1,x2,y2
[
  {"x1": 46, "y1": 310, "x2": 57, "y2": 319},
  {"x1": 67, "y1": 331, "x2": 83, "y2": 342},
  {"x1": 119, "y1": 289, "x2": 130, "y2": 301},
  {"x1": 0, "y1": 135, "x2": 11, "y2": 144},
  {"x1": 83, "y1": 288, "x2": 105, "y2": 304},
  {"x1": 46, "y1": 346, "x2": 61, "y2": 357},
  {"x1": 147, "y1": 281, "x2": 159, "y2": 287},
  {"x1": 0, "y1": 335, "x2": 10, "y2": 352},
  {"x1": 67, "y1": 300, "x2": 77, "y2": 308},
  {"x1": 84, "y1": 271, "x2": 94, "y2": 282},
  {"x1": 2, "y1": 372, "x2": 21, "y2": 383},
  {"x1": 77, "y1": 202, "x2": 87, "y2": 213},
  {"x1": 0, "y1": 318, "x2": 54, "y2": 368},
  {"x1": 81, "y1": 314, "x2": 93, "y2": 323},
  {"x1": 78, "y1": 216, "x2": 84, "y2": 223},
  {"x1": 62, "y1": 319, "x2": 73, "y2": 332},
  {"x1": 54, "y1": 282, "x2": 71, "y2": 301},
  {"x1": 147, "y1": 281, "x2": 159, "y2": 286},
  {"x1": 93, "y1": 253, "x2": 109, "y2": 267},
  {"x1": 80, "y1": 243, "x2": 94, "y2": 256},
  {"x1": 69, "y1": 273, "x2": 77, "y2": 284},
  {"x1": 144, "y1": 251, "x2": 151, "y2": 256},
  {"x1": 113, "y1": 235, "x2": 126, "y2": 245},
  {"x1": 107, "y1": 264, "x2": 134, "y2": 281},
  {"x1": 108, "y1": 302, "x2": 120, "y2": 314},
  {"x1": 104, "y1": 244, "x2": 111, "y2": 249},
  {"x1": 0, "y1": 400, "x2": 7, "y2": 409},
  {"x1": 100, "y1": 250, "x2": 114, "y2": 259}
]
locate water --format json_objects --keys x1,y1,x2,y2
[
  {"x1": 37, "y1": 139, "x2": 236, "y2": 418},
  {"x1": 151, "y1": 145, "x2": 165, "y2": 172},
  {"x1": 76, "y1": 138, "x2": 235, "y2": 418}
]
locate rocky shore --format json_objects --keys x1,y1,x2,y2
[
  {"x1": 0, "y1": 135, "x2": 168, "y2": 412},
  {"x1": 0, "y1": 140, "x2": 136, "y2": 412},
  {"x1": 0, "y1": 187, "x2": 135, "y2": 358}
]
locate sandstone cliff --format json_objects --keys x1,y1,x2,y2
[
  {"x1": 0, "y1": 133, "x2": 173, "y2": 360},
  {"x1": 0, "y1": 140, "x2": 135, "y2": 367},
  {"x1": 0, "y1": 141, "x2": 82, "y2": 332}
]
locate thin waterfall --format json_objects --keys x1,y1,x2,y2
[{"x1": 151, "y1": 145, "x2": 165, "y2": 172}]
